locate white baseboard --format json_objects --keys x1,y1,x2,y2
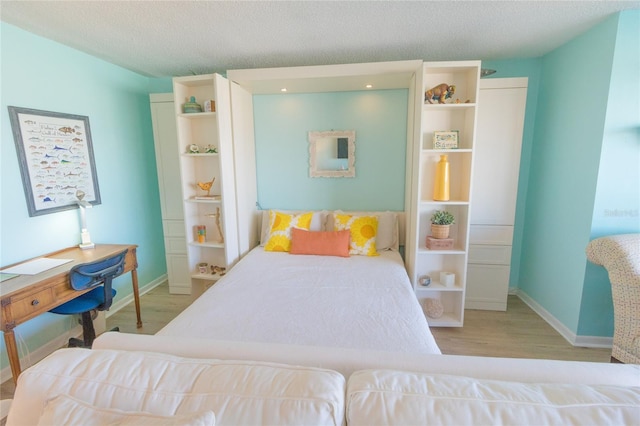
[
  {"x1": 105, "y1": 274, "x2": 167, "y2": 318},
  {"x1": 573, "y1": 335, "x2": 614, "y2": 348},
  {"x1": 1, "y1": 275, "x2": 168, "y2": 384},
  {"x1": 515, "y1": 289, "x2": 612, "y2": 349}
]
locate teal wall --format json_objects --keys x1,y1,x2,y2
[
  {"x1": 149, "y1": 77, "x2": 174, "y2": 93},
  {"x1": 253, "y1": 90, "x2": 408, "y2": 211},
  {"x1": 0, "y1": 24, "x2": 165, "y2": 365},
  {"x1": 517, "y1": 13, "x2": 625, "y2": 335},
  {"x1": 579, "y1": 10, "x2": 640, "y2": 337}
]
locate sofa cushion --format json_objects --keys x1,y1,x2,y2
[
  {"x1": 7, "y1": 348, "x2": 345, "y2": 426},
  {"x1": 37, "y1": 394, "x2": 215, "y2": 426},
  {"x1": 346, "y1": 369, "x2": 640, "y2": 425}
]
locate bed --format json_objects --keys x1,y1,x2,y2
[{"x1": 157, "y1": 210, "x2": 441, "y2": 354}]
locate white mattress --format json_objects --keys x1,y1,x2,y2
[{"x1": 158, "y1": 248, "x2": 441, "y2": 354}]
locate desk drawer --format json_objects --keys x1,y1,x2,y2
[{"x1": 10, "y1": 287, "x2": 55, "y2": 321}]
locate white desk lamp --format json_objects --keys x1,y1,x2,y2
[{"x1": 76, "y1": 190, "x2": 95, "y2": 250}]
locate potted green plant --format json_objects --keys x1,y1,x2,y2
[{"x1": 430, "y1": 210, "x2": 455, "y2": 239}]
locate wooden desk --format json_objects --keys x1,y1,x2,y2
[{"x1": 1, "y1": 244, "x2": 141, "y2": 383}]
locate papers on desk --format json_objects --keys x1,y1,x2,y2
[
  {"x1": 1, "y1": 257, "x2": 73, "y2": 275},
  {"x1": 0, "y1": 272, "x2": 19, "y2": 282}
]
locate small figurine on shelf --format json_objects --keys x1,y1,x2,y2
[
  {"x1": 188, "y1": 144, "x2": 200, "y2": 153},
  {"x1": 211, "y1": 265, "x2": 226, "y2": 276},
  {"x1": 205, "y1": 207, "x2": 224, "y2": 243},
  {"x1": 183, "y1": 96, "x2": 202, "y2": 113},
  {"x1": 197, "y1": 177, "x2": 215, "y2": 197},
  {"x1": 425, "y1": 83, "x2": 455, "y2": 104},
  {"x1": 205, "y1": 145, "x2": 218, "y2": 154}
]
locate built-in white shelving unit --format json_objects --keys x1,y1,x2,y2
[
  {"x1": 172, "y1": 74, "x2": 240, "y2": 294},
  {"x1": 406, "y1": 61, "x2": 481, "y2": 326}
]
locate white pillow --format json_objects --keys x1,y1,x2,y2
[
  {"x1": 328, "y1": 211, "x2": 399, "y2": 251},
  {"x1": 38, "y1": 394, "x2": 215, "y2": 426},
  {"x1": 260, "y1": 210, "x2": 327, "y2": 246}
]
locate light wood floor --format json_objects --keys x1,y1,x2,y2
[{"x1": 1, "y1": 283, "x2": 611, "y2": 400}]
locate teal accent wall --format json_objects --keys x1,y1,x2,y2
[
  {"x1": 579, "y1": 10, "x2": 640, "y2": 336},
  {"x1": 253, "y1": 90, "x2": 408, "y2": 211},
  {"x1": 149, "y1": 77, "x2": 174, "y2": 93},
  {"x1": 477, "y1": 58, "x2": 542, "y2": 291},
  {"x1": 518, "y1": 13, "x2": 622, "y2": 335},
  {"x1": 0, "y1": 24, "x2": 165, "y2": 365}
]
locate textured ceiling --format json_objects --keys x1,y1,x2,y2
[{"x1": 1, "y1": 1, "x2": 638, "y2": 78}]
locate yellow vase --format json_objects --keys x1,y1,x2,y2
[{"x1": 433, "y1": 154, "x2": 450, "y2": 201}]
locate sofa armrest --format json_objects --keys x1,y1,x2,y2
[{"x1": 94, "y1": 332, "x2": 640, "y2": 386}]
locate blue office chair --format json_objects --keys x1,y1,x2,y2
[{"x1": 50, "y1": 249, "x2": 128, "y2": 348}]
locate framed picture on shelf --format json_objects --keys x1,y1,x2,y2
[
  {"x1": 8, "y1": 106, "x2": 101, "y2": 216},
  {"x1": 433, "y1": 131, "x2": 459, "y2": 149}
]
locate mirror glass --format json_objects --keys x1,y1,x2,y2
[{"x1": 309, "y1": 130, "x2": 355, "y2": 178}]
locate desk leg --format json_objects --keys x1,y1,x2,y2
[
  {"x1": 131, "y1": 269, "x2": 142, "y2": 328},
  {"x1": 4, "y1": 329, "x2": 21, "y2": 384}
]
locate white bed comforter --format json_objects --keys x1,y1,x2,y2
[{"x1": 158, "y1": 248, "x2": 441, "y2": 354}]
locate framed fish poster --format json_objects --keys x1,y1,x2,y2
[{"x1": 8, "y1": 106, "x2": 101, "y2": 216}]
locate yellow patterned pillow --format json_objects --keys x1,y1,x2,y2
[
  {"x1": 264, "y1": 210, "x2": 313, "y2": 252},
  {"x1": 333, "y1": 214, "x2": 379, "y2": 256}
]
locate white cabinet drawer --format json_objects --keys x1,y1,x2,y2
[
  {"x1": 163, "y1": 220, "x2": 185, "y2": 238},
  {"x1": 469, "y1": 225, "x2": 514, "y2": 245},
  {"x1": 465, "y1": 264, "x2": 510, "y2": 311},
  {"x1": 469, "y1": 244, "x2": 512, "y2": 265},
  {"x1": 164, "y1": 237, "x2": 187, "y2": 254}
]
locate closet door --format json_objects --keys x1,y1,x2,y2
[
  {"x1": 150, "y1": 94, "x2": 190, "y2": 294},
  {"x1": 466, "y1": 78, "x2": 527, "y2": 311}
]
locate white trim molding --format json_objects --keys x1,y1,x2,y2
[
  {"x1": 106, "y1": 274, "x2": 167, "y2": 317},
  {"x1": 515, "y1": 290, "x2": 613, "y2": 349}
]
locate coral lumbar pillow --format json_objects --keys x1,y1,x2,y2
[
  {"x1": 264, "y1": 210, "x2": 313, "y2": 252},
  {"x1": 290, "y1": 228, "x2": 351, "y2": 257},
  {"x1": 333, "y1": 214, "x2": 379, "y2": 256}
]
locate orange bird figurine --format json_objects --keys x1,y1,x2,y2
[{"x1": 197, "y1": 177, "x2": 215, "y2": 197}]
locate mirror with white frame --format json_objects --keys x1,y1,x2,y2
[{"x1": 309, "y1": 130, "x2": 355, "y2": 178}]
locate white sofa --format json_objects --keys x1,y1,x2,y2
[{"x1": 6, "y1": 332, "x2": 640, "y2": 425}]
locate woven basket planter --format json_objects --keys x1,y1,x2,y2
[{"x1": 431, "y1": 224, "x2": 450, "y2": 239}]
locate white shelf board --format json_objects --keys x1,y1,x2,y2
[
  {"x1": 185, "y1": 197, "x2": 222, "y2": 204},
  {"x1": 191, "y1": 272, "x2": 224, "y2": 281},
  {"x1": 188, "y1": 241, "x2": 224, "y2": 248},
  {"x1": 418, "y1": 249, "x2": 466, "y2": 256},
  {"x1": 416, "y1": 284, "x2": 463, "y2": 295},
  {"x1": 180, "y1": 153, "x2": 219, "y2": 157},
  {"x1": 420, "y1": 200, "x2": 469, "y2": 206},
  {"x1": 423, "y1": 103, "x2": 476, "y2": 110},
  {"x1": 178, "y1": 112, "x2": 216, "y2": 119},
  {"x1": 422, "y1": 148, "x2": 472, "y2": 154}
]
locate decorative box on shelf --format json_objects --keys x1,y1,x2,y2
[
  {"x1": 433, "y1": 131, "x2": 459, "y2": 149},
  {"x1": 426, "y1": 236, "x2": 454, "y2": 250}
]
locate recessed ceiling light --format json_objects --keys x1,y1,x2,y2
[
  {"x1": 365, "y1": 84, "x2": 373, "y2": 89},
  {"x1": 281, "y1": 88, "x2": 287, "y2": 92}
]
